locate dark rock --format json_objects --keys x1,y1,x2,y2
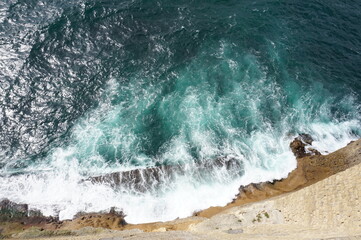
[
  {"x1": 290, "y1": 138, "x2": 309, "y2": 158},
  {"x1": 308, "y1": 148, "x2": 321, "y2": 156},
  {"x1": 28, "y1": 209, "x2": 44, "y2": 217},
  {"x1": 299, "y1": 133, "x2": 314, "y2": 145},
  {"x1": 290, "y1": 134, "x2": 322, "y2": 158},
  {"x1": 0, "y1": 199, "x2": 59, "y2": 226},
  {"x1": 87, "y1": 165, "x2": 179, "y2": 193},
  {"x1": 109, "y1": 207, "x2": 116, "y2": 215},
  {"x1": 86, "y1": 158, "x2": 243, "y2": 193},
  {"x1": 0, "y1": 199, "x2": 28, "y2": 213},
  {"x1": 0, "y1": 199, "x2": 28, "y2": 221},
  {"x1": 109, "y1": 207, "x2": 126, "y2": 218}
]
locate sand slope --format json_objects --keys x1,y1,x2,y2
[{"x1": 191, "y1": 159, "x2": 361, "y2": 240}]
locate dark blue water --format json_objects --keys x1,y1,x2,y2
[{"x1": 0, "y1": 0, "x2": 360, "y2": 223}]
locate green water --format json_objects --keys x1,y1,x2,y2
[{"x1": 0, "y1": 0, "x2": 360, "y2": 223}]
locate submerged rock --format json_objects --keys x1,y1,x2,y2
[
  {"x1": 86, "y1": 158, "x2": 244, "y2": 193},
  {"x1": 87, "y1": 165, "x2": 180, "y2": 193}
]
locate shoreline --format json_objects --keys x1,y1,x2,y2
[
  {"x1": 196, "y1": 137, "x2": 361, "y2": 219},
  {"x1": 1, "y1": 138, "x2": 361, "y2": 239}
]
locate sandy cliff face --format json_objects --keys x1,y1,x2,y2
[{"x1": 191, "y1": 157, "x2": 361, "y2": 240}]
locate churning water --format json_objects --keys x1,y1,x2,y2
[{"x1": 0, "y1": 0, "x2": 360, "y2": 223}]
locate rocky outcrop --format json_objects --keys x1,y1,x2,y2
[
  {"x1": 0, "y1": 199, "x2": 59, "y2": 225},
  {"x1": 86, "y1": 157, "x2": 243, "y2": 192},
  {"x1": 60, "y1": 210, "x2": 127, "y2": 230},
  {"x1": 0, "y1": 203, "x2": 128, "y2": 239},
  {"x1": 196, "y1": 137, "x2": 361, "y2": 218},
  {"x1": 0, "y1": 157, "x2": 243, "y2": 238},
  {"x1": 289, "y1": 133, "x2": 320, "y2": 158},
  {"x1": 0, "y1": 199, "x2": 28, "y2": 222},
  {"x1": 289, "y1": 138, "x2": 308, "y2": 158},
  {"x1": 0, "y1": 199, "x2": 60, "y2": 239}
]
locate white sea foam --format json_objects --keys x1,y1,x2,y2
[
  {"x1": 307, "y1": 120, "x2": 359, "y2": 153},
  {"x1": 0, "y1": 117, "x2": 358, "y2": 223},
  {"x1": 0, "y1": 39, "x2": 360, "y2": 224}
]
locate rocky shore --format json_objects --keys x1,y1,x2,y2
[{"x1": 1, "y1": 137, "x2": 361, "y2": 239}]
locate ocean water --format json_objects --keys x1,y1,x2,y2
[{"x1": 0, "y1": 0, "x2": 360, "y2": 223}]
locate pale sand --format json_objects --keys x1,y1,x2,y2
[
  {"x1": 17, "y1": 159, "x2": 361, "y2": 240},
  {"x1": 190, "y1": 160, "x2": 361, "y2": 240}
]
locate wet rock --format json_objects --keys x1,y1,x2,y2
[
  {"x1": 290, "y1": 134, "x2": 322, "y2": 158},
  {"x1": 290, "y1": 138, "x2": 308, "y2": 158},
  {"x1": 207, "y1": 157, "x2": 243, "y2": 171},
  {"x1": 86, "y1": 158, "x2": 243, "y2": 193},
  {"x1": 299, "y1": 133, "x2": 314, "y2": 145},
  {"x1": 0, "y1": 199, "x2": 59, "y2": 226},
  {"x1": 87, "y1": 165, "x2": 179, "y2": 193},
  {"x1": 109, "y1": 207, "x2": 117, "y2": 215},
  {"x1": 108, "y1": 207, "x2": 127, "y2": 226},
  {"x1": 290, "y1": 133, "x2": 322, "y2": 158},
  {"x1": 308, "y1": 148, "x2": 321, "y2": 156},
  {"x1": 0, "y1": 199, "x2": 28, "y2": 213},
  {"x1": 28, "y1": 209, "x2": 44, "y2": 217},
  {"x1": 0, "y1": 199, "x2": 28, "y2": 221}
]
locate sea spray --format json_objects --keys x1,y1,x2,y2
[{"x1": 0, "y1": 0, "x2": 360, "y2": 223}]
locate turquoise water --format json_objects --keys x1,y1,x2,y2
[{"x1": 0, "y1": 0, "x2": 360, "y2": 223}]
